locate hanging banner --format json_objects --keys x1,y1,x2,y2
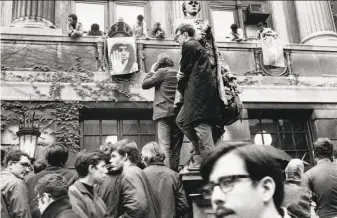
[{"x1": 106, "y1": 37, "x2": 138, "y2": 75}]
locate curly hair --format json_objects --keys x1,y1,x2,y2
[
  {"x1": 35, "y1": 173, "x2": 68, "y2": 199},
  {"x1": 156, "y1": 53, "x2": 174, "y2": 69}
]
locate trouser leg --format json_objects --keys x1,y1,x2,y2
[
  {"x1": 157, "y1": 118, "x2": 172, "y2": 168},
  {"x1": 170, "y1": 118, "x2": 184, "y2": 172},
  {"x1": 194, "y1": 122, "x2": 214, "y2": 156}
]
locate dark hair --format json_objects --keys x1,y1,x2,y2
[
  {"x1": 110, "y1": 42, "x2": 136, "y2": 74},
  {"x1": 230, "y1": 23, "x2": 238, "y2": 30},
  {"x1": 100, "y1": 142, "x2": 114, "y2": 163},
  {"x1": 68, "y1": 14, "x2": 78, "y2": 22},
  {"x1": 257, "y1": 22, "x2": 265, "y2": 28},
  {"x1": 200, "y1": 142, "x2": 284, "y2": 211},
  {"x1": 182, "y1": 1, "x2": 201, "y2": 17},
  {"x1": 1, "y1": 148, "x2": 6, "y2": 165},
  {"x1": 111, "y1": 139, "x2": 139, "y2": 164},
  {"x1": 4, "y1": 149, "x2": 30, "y2": 166},
  {"x1": 35, "y1": 173, "x2": 68, "y2": 199},
  {"x1": 313, "y1": 138, "x2": 334, "y2": 159},
  {"x1": 137, "y1": 14, "x2": 144, "y2": 21},
  {"x1": 175, "y1": 23, "x2": 195, "y2": 37},
  {"x1": 45, "y1": 143, "x2": 68, "y2": 167},
  {"x1": 91, "y1": 23, "x2": 100, "y2": 31},
  {"x1": 33, "y1": 159, "x2": 47, "y2": 174},
  {"x1": 75, "y1": 150, "x2": 105, "y2": 178},
  {"x1": 156, "y1": 53, "x2": 174, "y2": 69}
]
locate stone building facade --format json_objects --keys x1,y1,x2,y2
[{"x1": 1, "y1": 0, "x2": 337, "y2": 197}]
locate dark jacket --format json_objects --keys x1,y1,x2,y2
[
  {"x1": 178, "y1": 38, "x2": 219, "y2": 126},
  {"x1": 25, "y1": 166, "x2": 78, "y2": 218},
  {"x1": 41, "y1": 196, "x2": 80, "y2": 218},
  {"x1": 69, "y1": 181, "x2": 108, "y2": 218},
  {"x1": 142, "y1": 67, "x2": 178, "y2": 121},
  {"x1": 282, "y1": 181, "x2": 311, "y2": 218},
  {"x1": 143, "y1": 162, "x2": 189, "y2": 218},
  {"x1": 96, "y1": 171, "x2": 121, "y2": 217},
  {"x1": 302, "y1": 160, "x2": 337, "y2": 218},
  {"x1": 1, "y1": 171, "x2": 31, "y2": 218},
  {"x1": 115, "y1": 165, "x2": 161, "y2": 218}
]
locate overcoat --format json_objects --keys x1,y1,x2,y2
[{"x1": 178, "y1": 38, "x2": 219, "y2": 126}]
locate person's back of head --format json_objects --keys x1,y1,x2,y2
[
  {"x1": 112, "y1": 139, "x2": 139, "y2": 165},
  {"x1": 141, "y1": 142, "x2": 165, "y2": 166},
  {"x1": 45, "y1": 143, "x2": 68, "y2": 167},
  {"x1": 313, "y1": 138, "x2": 334, "y2": 161},
  {"x1": 156, "y1": 53, "x2": 174, "y2": 69},
  {"x1": 285, "y1": 159, "x2": 304, "y2": 183},
  {"x1": 201, "y1": 142, "x2": 284, "y2": 212},
  {"x1": 33, "y1": 159, "x2": 47, "y2": 174},
  {"x1": 35, "y1": 173, "x2": 69, "y2": 214},
  {"x1": 175, "y1": 23, "x2": 195, "y2": 37},
  {"x1": 137, "y1": 14, "x2": 144, "y2": 22}
]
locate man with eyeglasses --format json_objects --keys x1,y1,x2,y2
[
  {"x1": 200, "y1": 142, "x2": 291, "y2": 218},
  {"x1": 1, "y1": 149, "x2": 32, "y2": 218}
]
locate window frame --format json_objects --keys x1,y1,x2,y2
[{"x1": 248, "y1": 109, "x2": 314, "y2": 164}]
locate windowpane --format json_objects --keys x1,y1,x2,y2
[
  {"x1": 83, "y1": 136, "x2": 100, "y2": 150},
  {"x1": 279, "y1": 134, "x2": 295, "y2": 150},
  {"x1": 102, "y1": 120, "x2": 117, "y2": 135},
  {"x1": 211, "y1": 10, "x2": 234, "y2": 42},
  {"x1": 292, "y1": 121, "x2": 306, "y2": 131},
  {"x1": 123, "y1": 120, "x2": 139, "y2": 134},
  {"x1": 139, "y1": 120, "x2": 156, "y2": 134},
  {"x1": 83, "y1": 120, "x2": 99, "y2": 135},
  {"x1": 75, "y1": 3, "x2": 105, "y2": 32},
  {"x1": 115, "y1": 5, "x2": 144, "y2": 27},
  {"x1": 123, "y1": 135, "x2": 140, "y2": 145},
  {"x1": 253, "y1": 133, "x2": 278, "y2": 146},
  {"x1": 278, "y1": 119, "x2": 292, "y2": 132},
  {"x1": 140, "y1": 135, "x2": 156, "y2": 148},
  {"x1": 294, "y1": 133, "x2": 308, "y2": 149},
  {"x1": 249, "y1": 119, "x2": 261, "y2": 133},
  {"x1": 102, "y1": 135, "x2": 118, "y2": 144},
  {"x1": 260, "y1": 119, "x2": 277, "y2": 132}
]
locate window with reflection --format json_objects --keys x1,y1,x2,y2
[
  {"x1": 211, "y1": 10, "x2": 235, "y2": 42},
  {"x1": 82, "y1": 119, "x2": 156, "y2": 150},
  {"x1": 248, "y1": 110, "x2": 313, "y2": 164},
  {"x1": 115, "y1": 4, "x2": 145, "y2": 27}
]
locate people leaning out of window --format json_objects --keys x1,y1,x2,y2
[
  {"x1": 229, "y1": 23, "x2": 245, "y2": 42},
  {"x1": 67, "y1": 14, "x2": 83, "y2": 38}
]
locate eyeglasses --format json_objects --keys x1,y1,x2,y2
[
  {"x1": 174, "y1": 33, "x2": 183, "y2": 42},
  {"x1": 14, "y1": 161, "x2": 32, "y2": 170},
  {"x1": 202, "y1": 174, "x2": 251, "y2": 199}
]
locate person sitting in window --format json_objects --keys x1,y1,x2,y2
[
  {"x1": 67, "y1": 14, "x2": 83, "y2": 38},
  {"x1": 229, "y1": 23, "x2": 244, "y2": 42},
  {"x1": 133, "y1": 14, "x2": 149, "y2": 39},
  {"x1": 151, "y1": 22, "x2": 166, "y2": 39},
  {"x1": 87, "y1": 23, "x2": 103, "y2": 36},
  {"x1": 256, "y1": 22, "x2": 277, "y2": 40}
]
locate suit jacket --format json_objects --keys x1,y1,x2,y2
[
  {"x1": 69, "y1": 181, "x2": 108, "y2": 218},
  {"x1": 142, "y1": 67, "x2": 178, "y2": 121},
  {"x1": 25, "y1": 166, "x2": 78, "y2": 218},
  {"x1": 178, "y1": 38, "x2": 219, "y2": 126},
  {"x1": 41, "y1": 197, "x2": 80, "y2": 218},
  {"x1": 143, "y1": 162, "x2": 189, "y2": 218},
  {"x1": 115, "y1": 165, "x2": 161, "y2": 218}
]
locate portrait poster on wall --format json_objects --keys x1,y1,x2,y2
[{"x1": 107, "y1": 37, "x2": 138, "y2": 75}]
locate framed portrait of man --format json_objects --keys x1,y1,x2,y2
[{"x1": 107, "y1": 37, "x2": 138, "y2": 75}]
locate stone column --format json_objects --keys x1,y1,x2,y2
[
  {"x1": 294, "y1": 0, "x2": 337, "y2": 45},
  {"x1": 11, "y1": 0, "x2": 56, "y2": 28}
]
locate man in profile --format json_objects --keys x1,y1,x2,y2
[
  {"x1": 142, "y1": 53, "x2": 184, "y2": 171},
  {"x1": 67, "y1": 14, "x2": 83, "y2": 38},
  {"x1": 109, "y1": 139, "x2": 161, "y2": 218},
  {"x1": 35, "y1": 173, "x2": 79, "y2": 218},
  {"x1": 1, "y1": 149, "x2": 32, "y2": 218},
  {"x1": 26, "y1": 143, "x2": 78, "y2": 218},
  {"x1": 69, "y1": 150, "x2": 108, "y2": 218},
  {"x1": 200, "y1": 142, "x2": 291, "y2": 218}
]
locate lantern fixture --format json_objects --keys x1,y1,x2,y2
[{"x1": 16, "y1": 112, "x2": 42, "y2": 158}]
